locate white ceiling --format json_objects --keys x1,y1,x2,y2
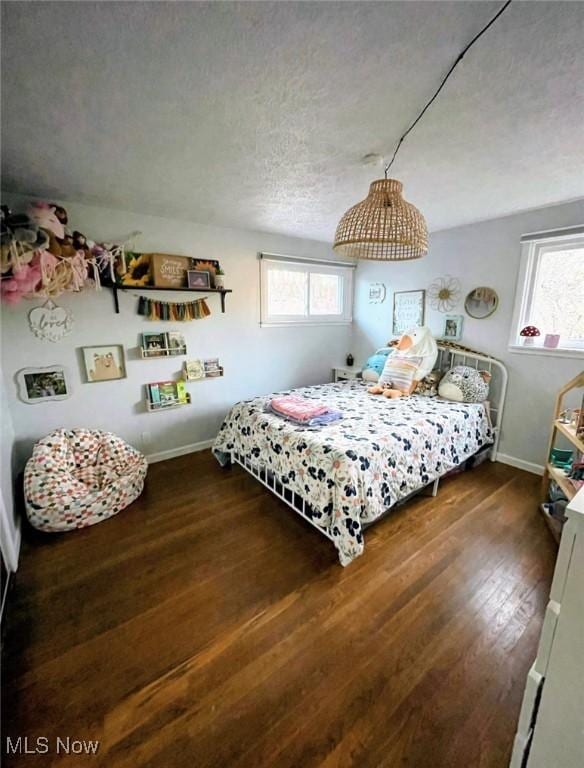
[{"x1": 1, "y1": 1, "x2": 583, "y2": 240}]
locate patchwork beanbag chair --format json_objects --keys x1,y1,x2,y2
[{"x1": 24, "y1": 429, "x2": 148, "y2": 532}]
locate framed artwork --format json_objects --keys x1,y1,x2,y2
[
  {"x1": 442, "y1": 314, "x2": 464, "y2": 341},
  {"x1": 464, "y1": 286, "x2": 499, "y2": 319},
  {"x1": 82, "y1": 345, "x2": 126, "y2": 382},
  {"x1": 392, "y1": 289, "x2": 425, "y2": 335},
  {"x1": 16, "y1": 366, "x2": 70, "y2": 404},
  {"x1": 187, "y1": 270, "x2": 211, "y2": 289}
]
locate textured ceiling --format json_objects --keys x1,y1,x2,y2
[{"x1": 1, "y1": 1, "x2": 583, "y2": 240}]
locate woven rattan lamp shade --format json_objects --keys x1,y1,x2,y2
[{"x1": 333, "y1": 179, "x2": 428, "y2": 261}]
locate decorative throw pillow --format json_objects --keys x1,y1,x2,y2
[
  {"x1": 438, "y1": 365, "x2": 491, "y2": 403},
  {"x1": 378, "y1": 354, "x2": 423, "y2": 392}
]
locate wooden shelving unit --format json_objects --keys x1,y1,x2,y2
[
  {"x1": 541, "y1": 372, "x2": 584, "y2": 541},
  {"x1": 110, "y1": 284, "x2": 232, "y2": 314}
]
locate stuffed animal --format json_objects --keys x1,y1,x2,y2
[
  {"x1": 369, "y1": 326, "x2": 438, "y2": 398},
  {"x1": 438, "y1": 365, "x2": 491, "y2": 403},
  {"x1": 362, "y1": 347, "x2": 393, "y2": 383},
  {"x1": 416, "y1": 369, "x2": 443, "y2": 397}
]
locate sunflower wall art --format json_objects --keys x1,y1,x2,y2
[{"x1": 427, "y1": 276, "x2": 462, "y2": 313}]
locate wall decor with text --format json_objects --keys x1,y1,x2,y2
[
  {"x1": 28, "y1": 300, "x2": 73, "y2": 342},
  {"x1": 392, "y1": 289, "x2": 425, "y2": 335}
]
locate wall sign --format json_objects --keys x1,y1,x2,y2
[
  {"x1": 368, "y1": 283, "x2": 386, "y2": 304},
  {"x1": 392, "y1": 289, "x2": 425, "y2": 335},
  {"x1": 28, "y1": 300, "x2": 73, "y2": 342}
]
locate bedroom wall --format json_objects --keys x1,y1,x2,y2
[
  {"x1": 0, "y1": 192, "x2": 352, "y2": 472},
  {"x1": 352, "y1": 198, "x2": 584, "y2": 471}
]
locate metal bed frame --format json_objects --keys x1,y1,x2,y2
[{"x1": 230, "y1": 345, "x2": 508, "y2": 551}]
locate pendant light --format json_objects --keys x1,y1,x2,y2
[{"x1": 333, "y1": 0, "x2": 513, "y2": 261}]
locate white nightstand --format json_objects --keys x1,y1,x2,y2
[{"x1": 332, "y1": 366, "x2": 361, "y2": 383}]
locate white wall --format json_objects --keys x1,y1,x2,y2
[
  {"x1": 0, "y1": 367, "x2": 21, "y2": 570},
  {"x1": 1, "y1": 192, "x2": 352, "y2": 471},
  {"x1": 352, "y1": 199, "x2": 584, "y2": 470}
]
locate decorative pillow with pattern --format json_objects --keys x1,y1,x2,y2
[{"x1": 438, "y1": 365, "x2": 491, "y2": 403}]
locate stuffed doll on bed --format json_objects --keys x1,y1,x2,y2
[{"x1": 368, "y1": 326, "x2": 438, "y2": 398}]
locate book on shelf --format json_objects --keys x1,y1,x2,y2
[
  {"x1": 166, "y1": 331, "x2": 186, "y2": 354},
  {"x1": 203, "y1": 358, "x2": 222, "y2": 377},
  {"x1": 147, "y1": 380, "x2": 188, "y2": 408},
  {"x1": 184, "y1": 359, "x2": 205, "y2": 380},
  {"x1": 142, "y1": 332, "x2": 168, "y2": 357},
  {"x1": 142, "y1": 331, "x2": 187, "y2": 357}
]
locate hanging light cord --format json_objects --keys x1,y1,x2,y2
[{"x1": 384, "y1": 0, "x2": 513, "y2": 178}]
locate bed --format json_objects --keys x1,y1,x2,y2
[{"x1": 213, "y1": 346, "x2": 507, "y2": 565}]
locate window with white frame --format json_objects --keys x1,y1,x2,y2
[
  {"x1": 510, "y1": 227, "x2": 584, "y2": 354},
  {"x1": 260, "y1": 254, "x2": 354, "y2": 326}
]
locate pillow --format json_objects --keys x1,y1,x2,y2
[
  {"x1": 438, "y1": 365, "x2": 491, "y2": 403},
  {"x1": 379, "y1": 354, "x2": 423, "y2": 392}
]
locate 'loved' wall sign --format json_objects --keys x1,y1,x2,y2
[{"x1": 28, "y1": 300, "x2": 73, "y2": 342}]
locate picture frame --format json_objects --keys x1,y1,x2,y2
[
  {"x1": 442, "y1": 314, "x2": 464, "y2": 341},
  {"x1": 187, "y1": 270, "x2": 211, "y2": 289},
  {"x1": 16, "y1": 366, "x2": 70, "y2": 404},
  {"x1": 392, "y1": 289, "x2": 425, "y2": 335},
  {"x1": 81, "y1": 344, "x2": 126, "y2": 382}
]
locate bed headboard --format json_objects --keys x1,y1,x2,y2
[{"x1": 436, "y1": 344, "x2": 508, "y2": 460}]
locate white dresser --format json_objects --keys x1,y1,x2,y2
[{"x1": 510, "y1": 486, "x2": 584, "y2": 768}]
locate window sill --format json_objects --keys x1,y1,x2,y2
[
  {"x1": 260, "y1": 320, "x2": 353, "y2": 328},
  {"x1": 508, "y1": 345, "x2": 584, "y2": 360}
]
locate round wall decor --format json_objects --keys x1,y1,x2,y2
[{"x1": 464, "y1": 287, "x2": 499, "y2": 319}]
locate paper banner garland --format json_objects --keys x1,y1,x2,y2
[{"x1": 137, "y1": 295, "x2": 211, "y2": 321}]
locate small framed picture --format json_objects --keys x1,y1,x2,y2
[
  {"x1": 187, "y1": 270, "x2": 211, "y2": 289},
  {"x1": 442, "y1": 314, "x2": 464, "y2": 341},
  {"x1": 16, "y1": 366, "x2": 70, "y2": 404},
  {"x1": 82, "y1": 345, "x2": 126, "y2": 382}
]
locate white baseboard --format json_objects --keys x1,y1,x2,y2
[
  {"x1": 146, "y1": 439, "x2": 214, "y2": 464},
  {"x1": 496, "y1": 453, "x2": 544, "y2": 476}
]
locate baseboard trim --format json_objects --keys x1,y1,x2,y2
[
  {"x1": 496, "y1": 453, "x2": 544, "y2": 476},
  {"x1": 146, "y1": 439, "x2": 214, "y2": 464}
]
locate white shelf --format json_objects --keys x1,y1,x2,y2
[
  {"x1": 141, "y1": 347, "x2": 187, "y2": 359},
  {"x1": 145, "y1": 394, "x2": 191, "y2": 412}
]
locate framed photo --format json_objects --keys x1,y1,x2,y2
[
  {"x1": 442, "y1": 314, "x2": 464, "y2": 341},
  {"x1": 16, "y1": 366, "x2": 70, "y2": 404},
  {"x1": 82, "y1": 345, "x2": 126, "y2": 382},
  {"x1": 392, "y1": 289, "x2": 425, "y2": 335},
  {"x1": 187, "y1": 270, "x2": 211, "y2": 289}
]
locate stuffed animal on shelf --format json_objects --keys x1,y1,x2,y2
[
  {"x1": 369, "y1": 326, "x2": 438, "y2": 398},
  {"x1": 438, "y1": 365, "x2": 491, "y2": 403}
]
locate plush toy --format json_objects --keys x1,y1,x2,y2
[
  {"x1": 416, "y1": 369, "x2": 443, "y2": 397},
  {"x1": 438, "y1": 365, "x2": 491, "y2": 403},
  {"x1": 369, "y1": 326, "x2": 438, "y2": 398},
  {"x1": 362, "y1": 347, "x2": 393, "y2": 383}
]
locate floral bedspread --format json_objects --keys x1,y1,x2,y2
[{"x1": 213, "y1": 381, "x2": 493, "y2": 565}]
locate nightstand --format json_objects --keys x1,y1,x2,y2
[{"x1": 332, "y1": 366, "x2": 361, "y2": 383}]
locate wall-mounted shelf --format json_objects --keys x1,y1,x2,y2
[
  {"x1": 141, "y1": 347, "x2": 187, "y2": 359},
  {"x1": 145, "y1": 394, "x2": 191, "y2": 412},
  {"x1": 110, "y1": 284, "x2": 232, "y2": 314}
]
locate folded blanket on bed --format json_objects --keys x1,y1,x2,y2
[
  {"x1": 270, "y1": 395, "x2": 329, "y2": 421},
  {"x1": 267, "y1": 404, "x2": 343, "y2": 426},
  {"x1": 268, "y1": 395, "x2": 342, "y2": 426}
]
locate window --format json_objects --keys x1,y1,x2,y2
[
  {"x1": 260, "y1": 254, "x2": 353, "y2": 326},
  {"x1": 510, "y1": 228, "x2": 584, "y2": 355}
]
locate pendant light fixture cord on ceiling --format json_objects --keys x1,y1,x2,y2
[{"x1": 384, "y1": 0, "x2": 513, "y2": 178}]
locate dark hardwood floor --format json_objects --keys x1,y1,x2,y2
[{"x1": 3, "y1": 451, "x2": 556, "y2": 767}]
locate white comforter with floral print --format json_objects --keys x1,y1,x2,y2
[{"x1": 213, "y1": 380, "x2": 492, "y2": 565}]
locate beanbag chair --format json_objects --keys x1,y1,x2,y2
[{"x1": 24, "y1": 429, "x2": 147, "y2": 532}]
